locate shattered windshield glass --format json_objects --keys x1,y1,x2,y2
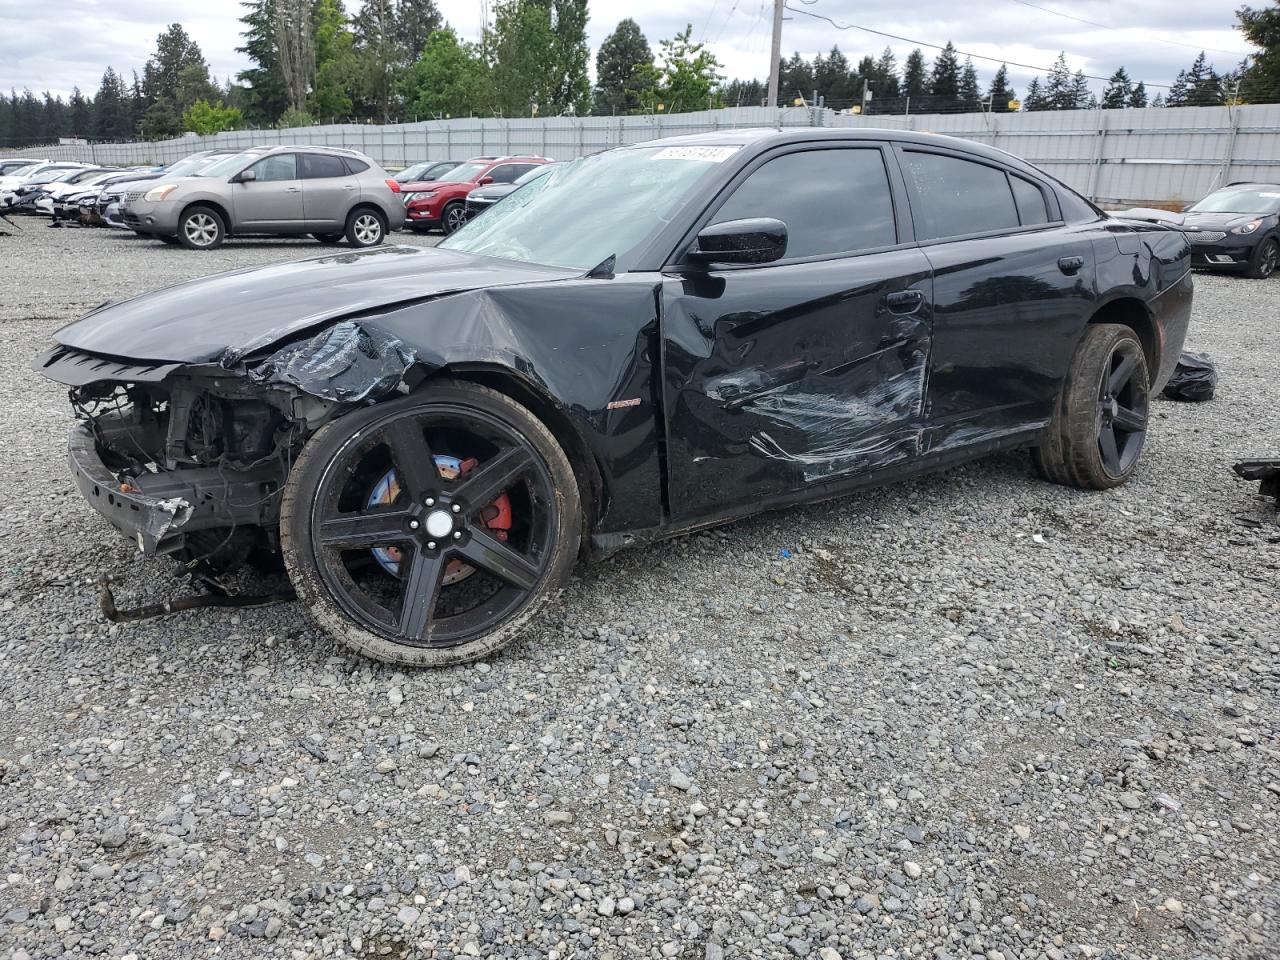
[{"x1": 439, "y1": 145, "x2": 739, "y2": 270}]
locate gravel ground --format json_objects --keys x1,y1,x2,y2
[{"x1": 0, "y1": 225, "x2": 1276, "y2": 960}]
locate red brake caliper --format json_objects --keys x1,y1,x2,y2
[{"x1": 367, "y1": 455, "x2": 512, "y2": 580}]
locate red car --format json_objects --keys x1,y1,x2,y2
[{"x1": 403, "y1": 155, "x2": 550, "y2": 234}]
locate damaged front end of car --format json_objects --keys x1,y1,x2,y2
[{"x1": 35, "y1": 320, "x2": 418, "y2": 573}]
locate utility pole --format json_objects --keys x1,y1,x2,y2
[{"x1": 766, "y1": 0, "x2": 784, "y2": 108}]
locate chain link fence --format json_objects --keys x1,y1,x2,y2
[{"x1": 5, "y1": 103, "x2": 1279, "y2": 206}]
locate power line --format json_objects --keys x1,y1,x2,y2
[
  {"x1": 782, "y1": 5, "x2": 1173, "y2": 88},
  {"x1": 1008, "y1": 1, "x2": 1251, "y2": 58}
]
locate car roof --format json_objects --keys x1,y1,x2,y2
[
  {"x1": 1220, "y1": 181, "x2": 1280, "y2": 190},
  {"x1": 629, "y1": 127, "x2": 1040, "y2": 171}
]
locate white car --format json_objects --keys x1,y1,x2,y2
[
  {"x1": 0, "y1": 160, "x2": 92, "y2": 195},
  {"x1": 0, "y1": 158, "x2": 43, "y2": 178},
  {"x1": 32, "y1": 169, "x2": 116, "y2": 214}
]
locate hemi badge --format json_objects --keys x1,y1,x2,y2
[{"x1": 607, "y1": 397, "x2": 642, "y2": 410}]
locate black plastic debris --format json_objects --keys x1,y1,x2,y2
[
  {"x1": 249, "y1": 320, "x2": 416, "y2": 404},
  {"x1": 1234, "y1": 459, "x2": 1280, "y2": 509},
  {"x1": 1162, "y1": 351, "x2": 1217, "y2": 402}
]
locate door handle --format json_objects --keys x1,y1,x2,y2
[
  {"x1": 343, "y1": 184, "x2": 356, "y2": 190},
  {"x1": 286, "y1": 186, "x2": 300, "y2": 193},
  {"x1": 1058, "y1": 255, "x2": 1084, "y2": 275},
  {"x1": 883, "y1": 289, "x2": 924, "y2": 315}
]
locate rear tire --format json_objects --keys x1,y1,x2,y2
[
  {"x1": 344, "y1": 208, "x2": 385, "y2": 247},
  {"x1": 1245, "y1": 236, "x2": 1278, "y2": 279},
  {"x1": 176, "y1": 205, "x2": 225, "y2": 250},
  {"x1": 280, "y1": 382, "x2": 581, "y2": 667},
  {"x1": 1032, "y1": 323, "x2": 1150, "y2": 490}
]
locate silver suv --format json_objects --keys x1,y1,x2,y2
[{"x1": 123, "y1": 145, "x2": 403, "y2": 250}]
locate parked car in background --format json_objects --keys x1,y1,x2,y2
[
  {"x1": 403, "y1": 155, "x2": 550, "y2": 234},
  {"x1": 1, "y1": 162, "x2": 96, "y2": 210},
  {"x1": 0, "y1": 160, "x2": 90, "y2": 195},
  {"x1": 94, "y1": 150, "x2": 236, "y2": 229},
  {"x1": 0, "y1": 158, "x2": 43, "y2": 177},
  {"x1": 122, "y1": 145, "x2": 402, "y2": 249},
  {"x1": 1120, "y1": 182, "x2": 1280, "y2": 279},
  {"x1": 463, "y1": 162, "x2": 558, "y2": 220},
  {"x1": 394, "y1": 159, "x2": 462, "y2": 186},
  {"x1": 35, "y1": 129, "x2": 1192, "y2": 667},
  {"x1": 31, "y1": 168, "x2": 117, "y2": 215}
]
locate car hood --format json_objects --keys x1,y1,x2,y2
[{"x1": 53, "y1": 244, "x2": 582, "y2": 364}]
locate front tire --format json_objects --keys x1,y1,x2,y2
[
  {"x1": 177, "y1": 205, "x2": 225, "y2": 250},
  {"x1": 280, "y1": 382, "x2": 582, "y2": 667},
  {"x1": 345, "y1": 208, "x2": 385, "y2": 247},
  {"x1": 440, "y1": 201, "x2": 466, "y2": 235},
  {"x1": 1032, "y1": 323, "x2": 1150, "y2": 490},
  {"x1": 1245, "y1": 236, "x2": 1278, "y2": 279}
]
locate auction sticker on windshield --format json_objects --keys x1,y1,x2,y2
[{"x1": 651, "y1": 146, "x2": 740, "y2": 162}]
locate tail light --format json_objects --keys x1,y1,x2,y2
[{"x1": 385, "y1": 178, "x2": 401, "y2": 193}]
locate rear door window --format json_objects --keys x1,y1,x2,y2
[
  {"x1": 344, "y1": 158, "x2": 370, "y2": 174},
  {"x1": 710, "y1": 147, "x2": 897, "y2": 259},
  {"x1": 301, "y1": 154, "x2": 349, "y2": 179},
  {"x1": 1010, "y1": 174, "x2": 1051, "y2": 226},
  {"x1": 901, "y1": 151, "x2": 1019, "y2": 240}
]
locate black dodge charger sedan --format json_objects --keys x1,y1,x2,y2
[{"x1": 34, "y1": 129, "x2": 1193, "y2": 666}]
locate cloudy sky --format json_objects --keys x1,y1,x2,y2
[{"x1": 0, "y1": 0, "x2": 1258, "y2": 103}]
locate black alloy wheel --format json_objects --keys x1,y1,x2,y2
[
  {"x1": 441, "y1": 201, "x2": 467, "y2": 235},
  {"x1": 1247, "y1": 237, "x2": 1278, "y2": 279},
  {"x1": 281, "y1": 383, "x2": 581, "y2": 666},
  {"x1": 1032, "y1": 323, "x2": 1150, "y2": 490},
  {"x1": 1095, "y1": 339, "x2": 1149, "y2": 479}
]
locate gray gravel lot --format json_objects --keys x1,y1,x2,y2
[{"x1": 0, "y1": 226, "x2": 1277, "y2": 960}]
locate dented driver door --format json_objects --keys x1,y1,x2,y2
[{"x1": 660, "y1": 143, "x2": 934, "y2": 522}]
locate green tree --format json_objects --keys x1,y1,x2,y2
[
  {"x1": 352, "y1": 0, "x2": 400, "y2": 120},
  {"x1": 1129, "y1": 81, "x2": 1148, "y2": 108},
  {"x1": 957, "y1": 57, "x2": 981, "y2": 109},
  {"x1": 1023, "y1": 76, "x2": 1047, "y2": 111},
  {"x1": 312, "y1": 0, "x2": 358, "y2": 120},
  {"x1": 68, "y1": 87, "x2": 92, "y2": 136},
  {"x1": 779, "y1": 52, "x2": 814, "y2": 103},
  {"x1": 141, "y1": 24, "x2": 219, "y2": 137},
  {"x1": 237, "y1": 0, "x2": 290, "y2": 125},
  {"x1": 93, "y1": 68, "x2": 131, "y2": 140},
  {"x1": 593, "y1": 18, "x2": 657, "y2": 115},
  {"x1": 394, "y1": 0, "x2": 444, "y2": 59},
  {"x1": 182, "y1": 99, "x2": 244, "y2": 134},
  {"x1": 1043, "y1": 52, "x2": 1076, "y2": 109},
  {"x1": 874, "y1": 47, "x2": 901, "y2": 99},
  {"x1": 816, "y1": 46, "x2": 855, "y2": 105},
  {"x1": 902, "y1": 48, "x2": 927, "y2": 103},
  {"x1": 1071, "y1": 70, "x2": 1094, "y2": 108},
  {"x1": 1238, "y1": 2, "x2": 1280, "y2": 102},
  {"x1": 398, "y1": 27, "x2": 493, "y2": 118},
  {"x1": 1102, "y1": 67, "x2": 1133, "y2": 108},
  {"x1": 656, "y1": 24, "x2": 722, "y2": 112},
  {"x1": 487, "y1": 0, "x2": 590, "y2": 116},
  {"x1": 279, "y1": 107, "x2": 315, "y2": 127},
  {"x1": 721, "y1": 77, "x2": 765, "y2": 107},
  {"x1": 987, "y1": 64, "x2": 1016, "y2": 112},
  {"x1": 929, "y1": 41, "x2": 961, "y2": 111}
]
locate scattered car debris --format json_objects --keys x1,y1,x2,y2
[
  {"x1": 1234, "y1": 458, "x2": 1280, "y2": 509},
  {"x1": 97, "y1": 574, "x2": 295, "y2": 623},
  {"x1": 1162, "y1": 351, "x2": 1218, "y2": 401}
]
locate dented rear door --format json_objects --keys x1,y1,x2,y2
[{"x1": 660, "y1": 142, "x2": 933, "y2": 521}]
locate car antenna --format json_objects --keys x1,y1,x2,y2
[{"x1": 585, "y1": 254, "x2": 616, "y2": 279}]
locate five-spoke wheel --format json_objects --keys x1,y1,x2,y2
[{"x1": 281, "y1": 382, "x2": 581, "y2": 666}]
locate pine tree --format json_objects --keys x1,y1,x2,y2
[
  {"x1": 1070, "y1": 71, "x2": 1093, "y2": 109},
  {"x1": 987, "y1": 64, "x2": 1015, "y2": 112},
  {"x1": 929, "y1": 41, "x2": 961, "y2": 111},
  {"x1": 141, "y1": 24, "x2": 218, "y2": 137},
  {"x1": 1129, "y1": 81, "x2": 1148, "y2": 108},
  {"x1": 592, "y1": 18, "x2": 656, "y2": 115},
  {"x1": 779, "y1": 52, "x2": 814, "y2": 103},
  {"x1": 237, "y1": 0, "x2": 290, "y2": 125},
  {"x1": 656, "y1": 24, "x2": 722, "y2": 112},
  {"x1": 903, "y1": 49, "x2": 928, "y2": 102},
  {"x1": 394, "y1": 0, "x2": 443, "y2": 60},
  {"x1": 1183, "y1": 52, "x2": 1225, "y2": 105},
  {"x1": 68, "y1": 87, "x2": 91, "y2": 136},
  {"x1": 1102, "y1": 68, "x2": 1133, "y2": 108},
  {"x1": 93, "y1": 68, "x2": 131, "y2": 140},
  {"x1": 1043, "y1": 53, "x2": 1074, "y2": 109},
  {"x1": 1023, "y1": 76, "x2": 1047, "y2": 111},
  {"x1": 875, "y1": 47, "x2": 900, "y2": 99},
  {"x1": 958, "y1": 58, "x2": 981, "y2": 109},
  {"x1": 816, "y1": 46, "x2": 854, "y2": 105},
  {"x1": 1237, "y1": 2, "x2": 1280, "y2": 103}
]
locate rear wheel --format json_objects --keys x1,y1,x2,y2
[
  {"x1": 280, "y1": 382, "x2": 581, "y2": 666},
  {"x1": 345, "y1": 208, "x2": 385, "y2": 247},
  {"x1": 177, "y1": 205, "x2": 225, "y2": 250},
  {"x1": 1032, "y1": 323, "x2": 1150, "y2": 489},
  {"x1": 1246, "y1": 236, "x2": 1278, "y2": 279},
  {"x1": 440, "y1": 201, "x2": 466, "y2": 235}
]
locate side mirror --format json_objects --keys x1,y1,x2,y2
[
  {"x1": 690, "y1": 217, "x2": 787, "y2": 265},
  {"x1": 234, "y1": 169, "x2": 257, "y2": 183},
  {"x1": 477, "y1": 176, "x2": 495, "y2": 186}
]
